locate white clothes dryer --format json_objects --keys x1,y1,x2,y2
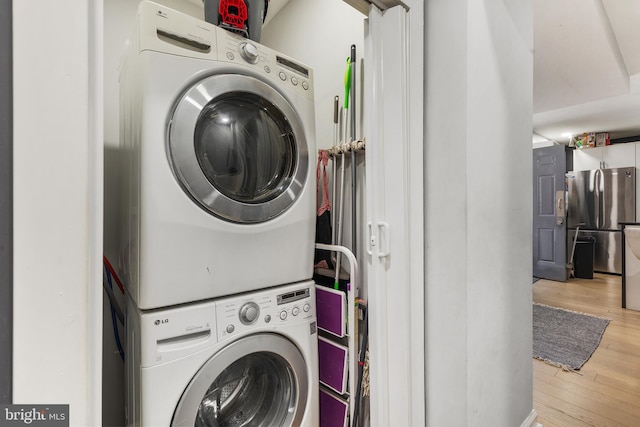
[
  {"x1": 125, "y1": 280, "x2": 319, "y2": 426},
  {"x1": 119, "y1": 1, "x2": 316, "y2": 309}
]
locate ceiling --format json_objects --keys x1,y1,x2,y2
[{"x1": 533, "y1": 0, "x2": 640, "y2": 143}]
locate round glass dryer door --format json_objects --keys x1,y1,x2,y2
[
  {"x1": 167, "y1": 74, "x2": 309, "y2": 223},
  {"x1": 172, "y1": 334, "x2": 308, "y2": 426}
]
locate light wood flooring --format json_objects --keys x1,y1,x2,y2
[{"x1": 533, "y1": 273, "x2": 640, "y2": 427}]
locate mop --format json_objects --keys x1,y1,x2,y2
[
  {"x1": 350, "y1": 45, "x2": 357, "y2": 260},
  {"x1": 348, "y1": 45, "x2": 371, "y2": 427},
  {"x1": 331, "y1": 96, "x2": 339, "y2": 268},
  {"x1": 334, "y1": 57, "x2": 352, "y2": 289},
  {"x1": 567, "y1": 223, "x2": 584, "y2": 278}
]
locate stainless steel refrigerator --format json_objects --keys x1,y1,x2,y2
[{"x1": 567, "y1": 167, "x2": 636, "y2": 274}]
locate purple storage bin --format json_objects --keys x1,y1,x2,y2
[
  {"x1": 318, "y1": 336, "x2": 348, "y2": 395},
  {"x1": 320, "y1": 388, "x2": 348, "y2": 427},
  {"x1": 316, "y1": 285, "x2": 346, "y2": 337}
]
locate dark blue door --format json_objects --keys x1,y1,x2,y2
[{"x1": 533, "y1": 145, "x2": 567, "y2": 281}]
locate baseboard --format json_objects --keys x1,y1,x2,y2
[{"x1": 520, "y1": 409, "x2": 541, "y2": 427}]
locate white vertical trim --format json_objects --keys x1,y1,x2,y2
[
  {"x1": 379, "y1": 9, "x2": 411, "y2": 425},
  {"x1": 88, "y1": 0, "x2": 104, "y2": 424},
  {"x1": 13, "y1": 2, "x2": 102, "y2": 423},
  {"x1": 404, "y1": 1, "x2": 425, "y2": 425},
  {"x1": 364, "y1": 8, "x2": 390, "y2": 426}
]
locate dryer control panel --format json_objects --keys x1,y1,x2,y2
[
  {"x1": 217, "y1": 29, "x2": 314, "y2": 101},
  {"x1": 135, "y1": 1, "x2": 313, "y2": 100},
  {"x1": 216, "y1": 281, "x2": 316, "y2": 342}
]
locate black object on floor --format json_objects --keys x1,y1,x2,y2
[{"x1": 574, "y1": 237, "x2": 595, "y2": 279}]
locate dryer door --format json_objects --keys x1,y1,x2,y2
[
  {"x1": 167, "y1": 74, "x2": 309, "y2": 223},
  {"x1": 172, "y1": 333, "x2": 309, "y2": 426}
]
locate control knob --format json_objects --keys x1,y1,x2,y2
[
  {"x1": 239, "y1": 42, "x2": 259, "y2": 64},
  {"x1": 239, "y1": 302, "x2": 260, "y2": 325}
]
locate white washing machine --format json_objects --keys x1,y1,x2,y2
[
  {"x1": 120, "y1": 1, "x2": 316, "y2": 309},
  {"x1": 125, "y1": 280, "x2": 319, "y2": 426}
]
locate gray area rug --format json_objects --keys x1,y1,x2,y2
[{"x1": 533, "y1": 303, "x2": 610, "y2": 370}]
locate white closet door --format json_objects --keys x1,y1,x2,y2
[{"x1": 364, "y1": 2, "x2": 424, "y2": 426}]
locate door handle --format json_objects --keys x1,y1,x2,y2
[
  {"x1": 556, "y1": 190, "x2": 565, "y2": 225},
  {"x1": 377, "y1": 221, "x2": 390, "y2": 258},
  {"x1": 366, "y1": 221, "x2": 390, "y2": 258},
  {"x1": 595, "y1": 169, "x2": 603, "y2": 229}
]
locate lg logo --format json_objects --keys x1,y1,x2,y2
[{"x1": 154, "y1": 319, "x2": 169, "y2": 326}]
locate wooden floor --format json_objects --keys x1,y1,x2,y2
[{"x1": 533, "y1": 273, "x2": 640, "y2": 427}]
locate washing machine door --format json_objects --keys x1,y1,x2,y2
[
  {"x1": 167, "y1": 74, "x2": 309, "y2": 223},
  {"x1": 172, "y1": 333, "x2": 308, "y2": 426}
]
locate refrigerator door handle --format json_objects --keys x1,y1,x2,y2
[
  {"x1": 595, "y1": 169, "x2": 601, "y2": 229},
  {"x1": 600, "y1": 168, "x2": 607, "y2": 229}
]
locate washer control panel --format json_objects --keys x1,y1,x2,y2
[
  {"x1": 239, "y1": 301, "x2": 260, "y2": 325},
  {"x1": 216, "y1": 283, "x2": 315, "y2": 341}
]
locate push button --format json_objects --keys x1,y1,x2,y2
[{"x1": 279, "y1": 310, "x2": 287, "y2": 320}]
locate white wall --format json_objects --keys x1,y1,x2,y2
[
  {"x1": 424, "y1": 0, "x2": 534, "y2": 426},
  {"x1": 13, "y1": 1, "x2": 103, "y2": 425}
]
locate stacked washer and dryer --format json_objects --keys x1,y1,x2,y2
[{"x1": 119, "y1": 2, "x2": 319, "y2": 425}]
